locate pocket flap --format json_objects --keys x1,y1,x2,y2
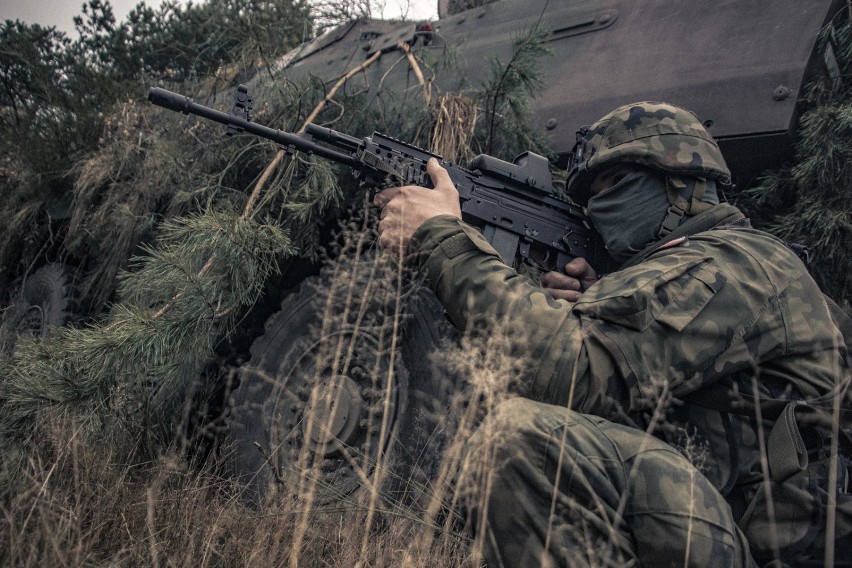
[{"x1": 574, "y1": 256, "x2": 724, "y2": 332}]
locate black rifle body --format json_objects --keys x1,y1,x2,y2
[{"x1": 148, "y1": 86, "x2": 610, "y2": 272}]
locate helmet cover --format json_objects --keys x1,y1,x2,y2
[{"x1": 566, "y1": 101, "x2": 731, "y2": 204}]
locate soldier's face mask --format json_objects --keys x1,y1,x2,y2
[{"x1": 586, "y1": 170, "x2": 669, "y2": 267}]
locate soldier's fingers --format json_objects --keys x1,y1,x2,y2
[
  {"x1": 540, "y1": 271, "x2": 581, "y2": 291},
  {"x1": 562, "y1": 256, "x2": 596, "y2": 279},
  {"x1": 373, "y1": 186, "x2": 403, "y2": 207},
  {"x1": 562, "y1": 257, "x2": 598, "y2": 291},
  {"x1": 378, "y1": 209, "x2": 402, "y2": 231},
  {"x1": 426, "y1": 158, "x2": 453, "y2": 191},
  {"x1": 378, "y1": 220, "x2": 394, "y2": 246},
  {"x1": 543, "y1": 287, "x2": 581, "y2": 302},
  {"x1": 378, "y1": 224, "x2": 407, "y2": 255}
]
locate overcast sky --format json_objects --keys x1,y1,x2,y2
[{"x1": 0, "y1": 0, "x2": 438, "y2": 35}]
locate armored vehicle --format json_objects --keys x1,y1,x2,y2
[{"x1": 280, "y1": 0, "x2": 845, "y2": 187}]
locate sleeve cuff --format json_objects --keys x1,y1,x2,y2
[{"x1": 407, "y1": 215, "x2": 502, "y2": 283}]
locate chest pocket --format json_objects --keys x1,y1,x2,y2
[{"x1": 573, "y1": 256, "x2": 725, "y2": 332}]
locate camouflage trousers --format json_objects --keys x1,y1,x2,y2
[{"x1": 459, "y1": 397, "x2": 757, "y2": 568}]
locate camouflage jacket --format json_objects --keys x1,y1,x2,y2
[{"x1": 409, "y1": 202, "x2": 847, "y2": 556}]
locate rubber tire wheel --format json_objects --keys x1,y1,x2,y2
[
  {"x1": 226, "y1": 273, "x2": 459, "y2": 507},
  {"x1": 0, "y1": 263, "x2": 77, "y2": 356}
]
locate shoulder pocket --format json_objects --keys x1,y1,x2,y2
[{"x1": 574, "y1": 257, "x2": 725, "y2": 331}]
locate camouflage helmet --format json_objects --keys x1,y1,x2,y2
[{"x1": 566, "y1": 101, "x2": 732, "y2": 205}]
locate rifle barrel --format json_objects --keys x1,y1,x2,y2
[{"x1": 147, "y1": 87, "x2": 361, "y2": 168}]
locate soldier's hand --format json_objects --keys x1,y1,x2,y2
[
  {"x1": 540, "y1": 257, "x2": 598, "y2": 302},
  {"x1": 374, "y1": 158, "x2": 462, "y2": 256}
]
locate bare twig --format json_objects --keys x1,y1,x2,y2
[
  {"x1": 398, "y1": 41, "x2": 431, "y2": 105},
  {"x1": 242, "y1": 49, "x2": 384, "y2": 220}
]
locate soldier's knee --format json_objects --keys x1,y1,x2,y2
[
  {"x1": 483, "y1": 396, "x2": 542, "y2": 428},
  {"x1": 472, "y1": 397, "x2": 556, "y2": 444},
  {"x1": 464, "y1": 397, "x2": 540, "y2": 460},
  {"x1": 465, "y1": 397, "x2": 582, "y2": 463},
  {"x1": 458, "y1": 398, "x2": 553, "y2": 501}
]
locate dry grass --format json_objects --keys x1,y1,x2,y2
[
  {"x1": 430, "y1": 94, "x2": 478, "y2": 164},
  {"x1": 0, "y1": 413, "x2": 478, "y2": 567}
]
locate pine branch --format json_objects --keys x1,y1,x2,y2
[
  {"x1": 0, "y1": 211, "x2": 292, "y2": 443},
  {"x1": 482, "y1": 24, "x2": 550, "y2": 156},
  {"x1": 734, "y1": 20, "x2": 852, "y2": 305}
]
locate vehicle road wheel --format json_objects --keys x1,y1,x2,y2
[{"x1": 226, "y1": 272, "x2": 459, "y2": 508}]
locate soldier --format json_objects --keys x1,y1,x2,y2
[{"x1": 374, "y1": 101, "x2": 851, "y2": 567}]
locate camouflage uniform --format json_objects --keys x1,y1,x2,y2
[{"x1": 406, "y1": 103, "x2": 850, "y2": 566}]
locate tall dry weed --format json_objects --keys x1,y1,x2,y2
[{"x1": 0, "y1": 403, "x2": 477, "y2": 566}]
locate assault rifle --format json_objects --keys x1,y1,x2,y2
[{"x1": 148, "y1": 85, "x2": 611, "y2": 273}]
